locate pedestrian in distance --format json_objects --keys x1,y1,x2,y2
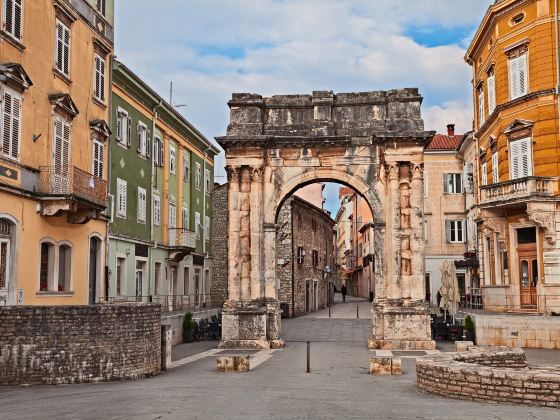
[{"x1": 341, "y1": 285, "x2": 347, "y2": 303}]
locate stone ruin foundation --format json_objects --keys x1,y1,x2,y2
[{"x1": 417, "y1": 346, "x2": 560, "y2": 408}]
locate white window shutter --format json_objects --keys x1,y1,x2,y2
[
  {"x1": 492, "y1": 153, "x2": 499, "y2": 183},
  {"x1": 137, "y1": 123, "x2": 141, "y2": 153},
  {"x1": 462, "y1": 220, "x2": 467, "y2": 243},
  {"x1": 146, "y1": 130, "x2": 151, "y2": 158},
  {"x1": 520, "y1": 138, "x2": 532, "y2": 177},
  {"x1": 510, "y1": 140, "x2": 521, "y2": 179},
  {"x1": 487, "y1": 75, "x2": 496, "y2": 114},
  {"x1": 126, "y1": 117, "x2": 131, "y2": 147},
  {"x1": 443, "y1": 174, "x2": 449, "y2": 194},
  {"x1": 2, "y1": 90, "x2": 22, "y2": 160},
  {"x1": 509, "y1": 57, "x2": 519, "y2": 99},
  {"x1": 519, "y1": 54, "x2": 528, "y2": 96},
  {"x1": 116, "y1": 110, "x2": 121, "y2": 141},
  {"x1": 445, "y1": 220, "x2": 451, "y2": 243},
  {"x1": 481, "y1": 162, "x2": 487, "y2": 186},
  {"x1": 478, "y1": 90, "x2": 485, "y2": 125}
]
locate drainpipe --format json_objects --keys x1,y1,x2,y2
[
  {"x1": 555, "y1": 0, "x2": 560, "y2": 176},
  {"x1": 202, "y1": 145, "x2": 213, "y2": 300},
  {"x1": 104, "y1": 54, "x2": 115, "y2": 302},
  {"x1": 150, "y1": 100, "x2": 163, "y2": 297}
]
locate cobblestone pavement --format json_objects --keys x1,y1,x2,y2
[{"x1": 1, "y1": 298, "x2": 559, "y2": 419}]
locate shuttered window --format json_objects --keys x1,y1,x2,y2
[
  {"x1": 153, "y1": 136, "x2": 163, "y2": 166},
  {"x1": 183, "y1": 153, "x2": 190, "y2": 181},
  {"x1": 93, "y1": 54, "x2": 106, "y2": 102},
  {"x1": 195, "y1": 162, "x2": 201, "y2": 189},
  {"x1": 1, "y1": 88, "x2": 21, "y2": 161},
  {"x1": 478, "y1": 88, "x2": 485, "y2": 126},
  {"x1": 487, "y1": 74, "x2": 496, "y2": 114},
  {"x1": 0, "y1": 238, "x2": 9, "y2": 290},
  {"x1": 182, "y1": 207, "x2": 189, "y2": 229},
  {"x1": 491, "y1": 152, "x2": 499, "y2": 184},
  {"x1": 3, "y1": 0, "x2": 23, "y2": 41},
  {"x1": 96, "y1": 0, "x2": 106, "y2": 16},
  {"x1": 137, "y1": 122, "x2": 150, "y2": 157},
  {"x1": 92, "y1": 140, "x2": 104, "y2": 178},
  {"x1": 169, "y1": 203, "x2": 177, "y2": 229},
  {"x1": 445, "y1": 220, "x2": 466, "y2": 243},
  {"x1": 116, "y1": 108, "x2": 130, "y2": 146},
  {"x1": 53, "y1": 116, "x2": 70, "y2": 174},
  {"x1": 169, "y1": 147, "x2": 176, "y2": 174},
  {"x1": 116, "y1": 178, "x2": 127, "y2": 218},
  {"x1": 153, "y1": 195, "x2": 161, "y2": 226},
  {"x1": 510, "y1": 137, "x2": 532, "y2": 179},
  {"x1": 481, "y1": 161, "x2": 488, "y2": 186},
  {"x1": 195, "y1": 212, "x2": 201, "y2": 239},
  {"x1": 55, "y1": 20, "x2": 71, "y2": 76},
  {"x1": 443, "y1": 173, "x2": 463, "y2": 194},
  {"x1": 205, "y1": 168, "x2": 211, "y2": 195},
  {"x1": 204, "y1": 215, "x2": 210, "y2": 240},
  {"x1": 137, "y1": 187, "x2": 146, "y2": 223},
  {"x1": 509, "y1": 54, "x2": 528, "y2": 100}
]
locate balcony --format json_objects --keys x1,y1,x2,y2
[
  {"x1": 169, "y1": 228, "x2": 196, "y2": 249},
  {"x1": 479, "y1": 176, "x2": 556, "y2": 208},
  {"x1": 38, "y1": 166, "x2": 107, "y2": 223}
]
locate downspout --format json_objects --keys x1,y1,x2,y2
[
  {"x1": 202, "y1": 145, "x2": 213, "y2": 301},
  {"x1": 555, "y1": 0, "x2": 560, "y2": 176},
  {"x1": 104, "y1": 54, "x2": 115, "y2": 302},
  {"x1": 150, "y1": 100, "x2": 163, "y2": 297}
]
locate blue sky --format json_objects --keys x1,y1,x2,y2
[{"x1": 115, "y1": 0, "x2": 493, "y2": 216}]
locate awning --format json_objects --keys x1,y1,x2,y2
[{"x1": 454, "y1": 258, "x2": 479, "y2": 269}]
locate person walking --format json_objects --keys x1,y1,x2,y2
[{"x1": 341, "y1": 285, "x2": 347, "y2": 303}]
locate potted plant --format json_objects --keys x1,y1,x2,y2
[
  {"x1": 183, "y1": 312, "x2": 195, "y2": 343},
  {"x1": 464, "y1": 315, "x2": 475, "y2": 343}
]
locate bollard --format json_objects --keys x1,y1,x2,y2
[
  {"x1": 357, "y1": 304, "x2": 359, "y2": 319},
  {"x1": 329, "y1": 306, "x2": 331, "y2": 318},
  {"x1": 306, "y1": 341, "x2": 310, "y2": 373}
]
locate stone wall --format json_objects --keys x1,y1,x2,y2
[
  {"x1": 0, "y1": 304, "x2": 161, "y2": 385},
  {"x1": 211, "y1": 183, "x2": 228, "y2": 306},
  {"x1": 417, "y1": 347, "x2": 560, "y2": 408},
  {"x1": 472, "y1": 313, "x2": 560, "y2": 349},
  {"x1": 277, "y1": 200, "x2": 293, "y2": 314}
]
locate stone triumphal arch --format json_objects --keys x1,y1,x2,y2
[{"x1": 216, "y1": 89, "x2": 436, "y2": 350}]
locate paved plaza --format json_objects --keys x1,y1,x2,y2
[{"x1": 1, "y1": 297, "x2": 559, "y2": 419}]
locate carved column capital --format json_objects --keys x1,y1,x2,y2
[
  {"x1": 226, "y1": 165, "x2": 240, "y2": 183},
  {"x1": 527, "y1": 209, "x2": 556, "y2": 245},
  {"x1": 411, "y1": 163, "x2": 424, "y2": 180},
  {"x1": 483, "y1": 217, "x2": 508, "y2": 249},
  {"x1": 386, "y1": 162, "x2": 399, "y2": 181},
  {"x1": 250, "y1": 166, "x2": 263, "y2": 182}
]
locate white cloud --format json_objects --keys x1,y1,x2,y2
[{"x1": 424, "y1": 101, "x2": 473, "y2": 135}]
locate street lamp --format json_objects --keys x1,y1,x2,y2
[{"x1": 323, "y1": 265, "x2": 332, "y2": 306}]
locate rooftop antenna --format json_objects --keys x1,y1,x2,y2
[{"x1": 169, "y1": 81, "x2": 187, "y2": 109}]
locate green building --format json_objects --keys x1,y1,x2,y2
[{"x1": 107, "y1": 60, "x2": 219, "y2": 308}]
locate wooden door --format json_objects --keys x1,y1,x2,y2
[{"x1": 518, "y1": 244, "x2": 538, "y2": 308}]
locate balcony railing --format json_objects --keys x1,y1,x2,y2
[
  {"x1": 168, "y1": 228, "x2": 196, "y2": 249},
  {"x1": 480, "y1": 176, "x2": 555, "y2": 206},
  {"x1": 39, "y1": 166, "x2": 107, "y2": 207},
  {"x1": 99, "y1": 294, "x2": 220, "y2": 314}
]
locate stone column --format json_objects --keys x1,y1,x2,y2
[
  {"x1": 262, "y1": 166, "x2": 278, "y2": 299},
  {"x1": 226, "y1": 166, "x2": 241, "y2": 301},
  {"x1": 410, "y1": 163, "x2": 425, "y2": 301},
  {"x1": 238, "y1": 167, "x2": 252, "y2": 301},
  {"x1": 387, "y1": 162, "x2": 401, "y2": 300},
  {"x1": 398, "y1": 164, "x2": 412, "y2": 300},
  {"x1": 250, "y1": 166, "x2": 263, "y2": 300}
]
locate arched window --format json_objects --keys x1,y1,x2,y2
[
  {"x1": 58, "y1": 244, "x2": 72, "y2": 292},
  {"x1": 39, "y1": 241, "x2": 56, "y2": 292},
  {"x1": 0, "y1": 219, "x2": 13, "y2": 292}
]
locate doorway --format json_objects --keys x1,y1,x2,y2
[
  {"x1": 518, "y1": 245, "x2": 538, "y2": 308},
  {"x1": 135, "y1": 259, "x2": 146, "y2": 302},
  {"x1": 88, "y1": 237, "x2": 101, "y2": 304}
]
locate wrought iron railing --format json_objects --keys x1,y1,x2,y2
[
  {"x1": 99, "y1": 294, "x2": 220, "y2": 313},
  {"x1": 39, "y1": 165, "x2": 107, "y2": 207},
  {"x1": 168, "y1": 228, "x2": 196, "y2": 248},
  {"x1": 480, "y1": 176, "x2": 555, "y2": 205}
]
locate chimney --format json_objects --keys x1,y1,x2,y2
[{"x1": 447, "y1": 124, "x2": 455, "y2": 136}]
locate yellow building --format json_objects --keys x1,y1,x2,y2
[
  {"x1": 466, "y1": 0, "x2": 560, "y2": 313},
  {"x1": 0, "y1": 0, "x2": 114, "y2": 305}
]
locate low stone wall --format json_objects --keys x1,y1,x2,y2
[
  {"x1": 0, "y1": 304, "x2": 161, "y2": 385},
  {"x1": 162, "y1": 308, "x2": 220, "y2": 346},
  {"x1": 472, "y1": 313, "x2": 560, "y2": 349},
  {"x1": 417, "y1": 347, "x2": 560, "y2": 408}
]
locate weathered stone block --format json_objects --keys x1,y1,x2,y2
[
  {"x1": 455, "y1": 341, "x2": 474, "y2": 352},
  {"x1": 391, "y1": 357, "x2": 402, "y2": 375},
  {"x1": 369, "y1": 357, "x2": 392, "y2": 375},
  {"x1": 216, "y1": 355, "x2": 250, "y2": 372}
]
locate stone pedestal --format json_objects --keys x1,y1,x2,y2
[
  {"x1": 220, "y1": 300, "x2": 284, "y2": 349},
  {"x1": 369, "y1": 299, "x2": 435, "y2": 350}
]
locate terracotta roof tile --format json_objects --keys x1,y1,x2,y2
[{"x1": 427, "y1": 134, "x2": 464, "y2": 150}]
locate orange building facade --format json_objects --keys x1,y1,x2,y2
[{"x1": 466, "y1": 0, "x2": 560, "y2": 313}]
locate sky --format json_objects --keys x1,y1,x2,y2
[{"x1": 115, "y1": 0, "x2": 493, "y2": 216}]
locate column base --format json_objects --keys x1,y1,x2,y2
[
  {"x1": 220, "y1": 299, "x2": 284, "y2": 350},
  {"x1": 370, "y1": 298, "x2": 435, "y2": 350}
]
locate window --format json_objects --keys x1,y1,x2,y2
[
  {"x1": 116, "y1": 108, "x2": 130, "y2": 147},
  {"x1": 478, "y1": 87, "x2": 485, "y2": 126},
  {"x1": 53, "y1": 116, "x2": 71, "y2": 175},
  {"x1": 297, "y1": 246, "x2": 304, "y2": 265},
  {"x1": 169, "y1": 202, "x2": 176, "y2": 229},
  {"x1": 169, "y1": 146, "x2": 176, "y2": 174},
  {"x1": 182, "y1": 207, "x2": 189, "y2": 229},
  {"x1": 153, "y1": 195, "x2": 161, "y2": 226},
  {"x1": 153, "y1": 136, "x2": 163, "y2": 166},
  {"x1": 204, "y1": 168, "x2": 211, "y2": 195},
  {"x1": 55, "y1": 20, "x2": 71, "y2": 76},
  {"x1": 183, "y1": 153, "x2": 190, "y2": 182},
  {"x1": 183, "y1": 267, "x2": 190, "y2": 295},
  {"x1": 195, "y1": 162, "x2": 201, "y2": 189},
  {"x1": 116, "y1": 256, "x2": 125, "y2": 296},
  {"x1": 481, "y1": 161, "x2": 488, "y2": 186},
  {"x1": 511, "y1": 13, "x2": 525, "y2": 26},
  {"x1": 154, "y1": 262, "x2": 162, "y2": 295},
  {"x1": 509, "y1": 54, "x2": 528, "y2": 100},
  {"x1": 423, "y1": 171, "x2": 428, "y2": 197},
  {"x1": 3, "y1": 0, "x2": 23, "y2": 41},
  {"x1": 137, "y1": 122, "x2": 149, "y2": 157},
  {"x1": 96, "y1": 0, "x2": 106, "y2": 16},
  {"x1": 510, "y1": 137, "x2": 532, "y2": 179},
  {"x1": 312, "y1": 250, "x2": 319, "y2": 268},
  {"x1": 137, "y1": 187, "x2": 146, "y2": 223},
  {"x1": 1, "y1": 88, "x2": 21, "y2": 161},
  {"x1": 195, "y1": 212, "x2": 201, "y2": 239},
  {"x1": 0, "y1": 237, "x2": 9, "y2": 290},
  {"x1": 39, "y1": 242, "x2": 55, "y2": 292},
  {"x1": 204, "y1": 215, "x2": 210, "y2": 240},
  {"x1": 92, "y1": 140, "x2": 104, "y2": 178},
  {"x1": 491, "y1": 152, "x2": 499, "y2": 183},
  {"x1": 116, "y1": 178, "x2": 127, "y2": 218},
  {"x1": 487, "y1": 73, "x2": 496, "y2": 114},
  {"x1": 446, "y1": 220, "x2": 466, "y2": 243},
  {"x1": 443, "y1": 173, "x2": 463, "y2": 194},
  {"x1": 57, "y1": 244, "x2": 71, "y2": 292},
  {"x1": 93, "y1": 54, "x2": 106, "y2": 102}
]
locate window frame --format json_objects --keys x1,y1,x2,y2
[
  {"x1": 204, "y1": 215, "x2": 210, "y2": 241},
  {"x1": 491, "y1": 152, "x2": 499, "y2": 184},
  {"x1": 481, "y1": 161, "x2": 488, "y2": 186},
  {"x1": 443, "y1": 173, "x2": 463, "y2": 194},
  {"x1": 137, "y1": 186, "x2": 147, "y2": 224},
  {"x1": 204, "y1": 168, "x2": 211, "y2": 195},
  {"x1": 195, "y1": 212, "x2": 201, "y2": 239},
  {"x1": 169, "y1": 146, "x2": 176, "y2": 174},
  {"x1": 2, "y1": 0, "x2": 23, "y2": 42},
  {"x1": 183, "y1": 153, "x2": 190, "y2": 182},
  {"x1": 446, "y1": 220, "x2": 466, "y2": 244},
  {"x1": 137, "y1": 121, "x2": 148, "y2": 157},
  {"x1": 92, "y1": 139, "x2": 104, "y2": 178},
  {"x1": 508, "y1": 53, "x2": 529, "y2": 100},
  {"x1": 116, "y1": 178, "x2": 127, "y2": 218},
  {"x1": 153, "y1": 135, "x2": 163, "y2": 166},
  {"x1": 478, "y1": 87, "x2": 485, "y2": 126},
  {"x1": 509, "y1": 137, "x2": 533, "y2": 179},
  {"x1": 153, "y1": 194, "x2": 161, "y2": 226},
  {"x1": 1, "y1": 86, "x2": 22, "y2": 161},
  {"x1": 487, "y1": 73, "x2": 496, "y2": 115},
  {"x1": 115, "y1": 107, "x2": 130, "y2": 147},
  {"x1": 96, "y1": 0, "x2": 106, "y2": 16},
  {"x1": 195, "y1": 162, "x2": 201, "y2": 189},
  {"x1": 54, "y1": 18, "x2": 71, "y2": 77},
  {"x1": 93, "y1": 53, "x2": 106, "y2": 103}
]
